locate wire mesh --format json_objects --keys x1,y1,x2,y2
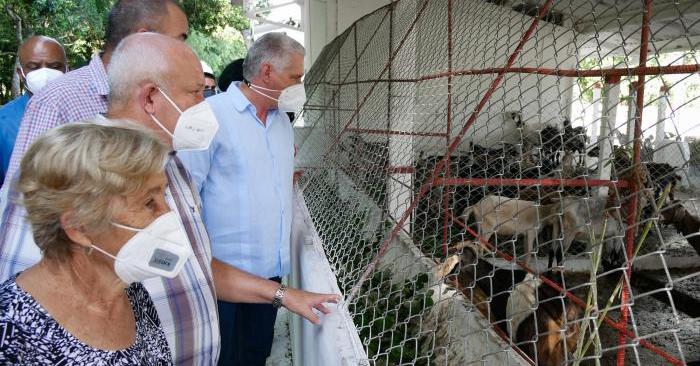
[{"x1": 296, "y1": 0, "x2": 700, "y2": 364}]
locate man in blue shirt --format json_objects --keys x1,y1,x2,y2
[
  {"x1": 179, "y1": 32, "x2": 305, "y2": 366},
  {"x1": 0, "y1": 35, "x2": 66, "y2": 186}
]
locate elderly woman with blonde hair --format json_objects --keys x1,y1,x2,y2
[{"x1": 0, "y1": 122, "x2": 179, "y2": 364}]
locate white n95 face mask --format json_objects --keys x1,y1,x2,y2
[
  {"x1": 250, "y1": 83, "x2": 306, "y2": 113},
  {"x1": 149, "y1": 88, "x2": 219, "y2": 151},
  {"x1": 91, "y1": 211, "x2": 194, "y2": 284},
  {"x1": 22, "y1": 67, "x2": 64, "y2": 94}
]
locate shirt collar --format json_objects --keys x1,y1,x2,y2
[
  {"x1": 88, "y1": 54, "x2": 110, "y2": 96},
  {"x1": 228, "y1": 81, "x2": 283, "y2": 128},
  {"x1": 229, "y1": 81, "x2": 253, "y2": 113}
]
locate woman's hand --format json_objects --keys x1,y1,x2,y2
[{"x1": 282, "y1": 288, "x2": 340, "y2": 325}]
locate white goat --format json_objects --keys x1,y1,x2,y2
[
  {"x1": 463, "y1": 195, "x2": 550, "y2": 265},
  {"x1": 548, "y1": 195, "x2": 625, "y2": 268}
]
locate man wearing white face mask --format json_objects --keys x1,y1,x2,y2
[
  {"x1": 0, "y1": 35, "x2": 66, "y2": 186},
  {"x1": 178, "y1": 32, "x2": 305, "y2": 366},
  {"x1": 0, "y1": 31, "x2": 337, "y2": 365},
  {"x1": 105, "y1": 33, "x2": 336, "y2": 365}
]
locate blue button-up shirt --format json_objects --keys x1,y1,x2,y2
[
  {"x1": 179, "y1": 82, "x2": 294, "y2": 279},
  {"x1": 0, "y1": 94, "x2": 29, "y2": 186}
]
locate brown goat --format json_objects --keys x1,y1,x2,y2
[
  {"x1": 660, "y1": 201, "x2": 700, "y2": 256},
  {"x1": 514, "y1": 272, "x2": 582, "y2": 366},
  {"x1": 452, "y1": 242, "x2": 583, "y2": 365}
]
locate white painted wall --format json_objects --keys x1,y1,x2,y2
[
  {"x1": 303, "y1": 0, "x2": 578, "y2": 156},
  {"x1": 303, "y1": 0, "x2": 391, "y2": 71},
  {"x1": 290, "y1": 188, "x2": 368, "y2": 366},
  {"x1": 415, "y1": 1, "x2": 577, "y2": 153}
]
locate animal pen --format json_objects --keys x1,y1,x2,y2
[{"x1": 294, "y1": 0, "x2": 700, "y2": 365}]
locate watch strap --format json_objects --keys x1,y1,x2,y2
[{"x1": 272, "y1": 284, "x2": 287, "y2": 308}]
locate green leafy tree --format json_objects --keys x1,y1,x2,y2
[
  {"x1": 0, "y1": 0, "x2": 109, "y2": 102},
  {"x1": 183, "y1": 0, "x2": 249, "y2": 79},
  {"x1": 188, "y1": 27, "x2": 247, "y2": 77},
  {"x1": 0, "y1": 0, "x2": 249, "y2": 104},
  {"x1": 182, "y1": 0, "x2": 248, "y2": 35}
]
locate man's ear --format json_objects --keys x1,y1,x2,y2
[
  {"x1": 260, "y1": 62, "x2": 273, "y2": 84},
  {"x1": 140, "y1": 83, "x2": 160, "y2": 115},
  {"x1": 60, "y1": 211, "x2": 92, "y2": 248}
]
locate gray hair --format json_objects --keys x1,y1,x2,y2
[
  {"x1": 18, "y1": 119, "x2": 170, "y2": 261},
  {"x1": 242, "y1": 32, "x2": 305, "y2": 81},
  {"x1": 108, "y1": 32, "x2": 193, "y2": 108}
]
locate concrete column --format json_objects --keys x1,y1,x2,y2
[
  {"x1": 625, "y1": 81, "x2": 638, "y2": 146},
  {"x1": 387, "y1": 5, "x2": 416, "y2": 233},
  {"x1": 590, "y1": 82, "x2": 602, "y2": 143},
  {"x1": 303, "y1": 0, "x2": 330, "y2": 70},
  {"x1": 597, "y1": 76, "x2": 621, "y2": 194},
  {"x1": 655, "y1": 84, "x2": 669, "y2": 148}
]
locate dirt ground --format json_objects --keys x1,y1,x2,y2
[
  {"x1": 579, "y1": 191, "x2": 699, "y2": 365},
  {"x1": 535, "y1": 189, "x2": 700, "y2": 365},
  {"x1": 564, "y1": 268, "x2": 699, "y2": 365},
  {"x1": 451, "y1": 189, "x2": 700, "y2": 364}
]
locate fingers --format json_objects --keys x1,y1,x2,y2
[
  {"x1": 287, "y1": 291, "x2": 341, "y2": 325},
  {"x1": 303, "y1": 309, "x2": 320, "y2": 325},
  {"x1": 314, "y1": 303, "x2": 331, "y2": 315},
  {"x1": 323, "y1": 294, "x2": 340, "y2": 303}
]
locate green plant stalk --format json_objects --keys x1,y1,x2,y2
[
  {"x1": 576, "y1": 183, "x2": 672, "y2": 358},
  {"x1": 573, "y1": 218, "x2": 607, "y2": 366}
]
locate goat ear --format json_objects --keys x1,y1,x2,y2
[{"x1": 435, "y1": 255, "x2": 460, "y2": 279}]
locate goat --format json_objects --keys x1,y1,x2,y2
[
  {"x1": 660, "y1": 200, "x2": 700, "y2": 256},
  {"x1": 470, "y1": 142, "x2": 521, "y2": 178},
  {"x1": 562, "y1": 118, "x2": 587, "y2": 165},
  {"x1": 644, "y1": 162, "x2": 681, "y2": 201},
  {"x1": 452, "y1": 242, "x2": 582, "y2": 365},
  {"x1": 463, "y1": 195, "x2": 552, "y2": 265},
  {"x1": 514, "y1": 271, "x2": 582, "y2": 366},
  {"x1": 548, "y1": 195, "x2": 626, "y2": 269},
  {"x1": 561, "y1": 150, "x2": 576, "y2": 178}
]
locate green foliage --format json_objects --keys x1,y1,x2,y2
[
  {"x1": 303, "y1": 172, "x2": 441, "y2": 364},
  {"x1": 576, "y1": 55, "x2": 629, "y2": 103},
  {"x1": 576, "y1": 57, "x2": 601, "y2": 103},
  {"x1": 0, "y1": 0, "x2": 108, "y2": 101},
  {"x1": 0, "y1": 0, "x2": 250, "y2": 104},
  {"x1": 350, "y1": 271, "x2": 436, "y2": 366},
  {"x1": 187, "y1": 27, "x2": 247, "y2": 77},
  {"x1": 181, "y1": 0, "x2": 248, "y2": 35}
]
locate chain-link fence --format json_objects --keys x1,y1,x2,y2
[{"x1": 295, "y1": 0, "x2": 700, "y2": 364}]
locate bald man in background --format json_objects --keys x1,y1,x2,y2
[{"x1": 0, "y1": 35, "x2": 66, "y2": 186}]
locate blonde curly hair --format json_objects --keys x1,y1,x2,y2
[{"x1": 17, "y1": 119, "x2": 170, "y2": 261}]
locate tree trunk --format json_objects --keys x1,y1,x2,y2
[{"x1": 6, "y1": 5, "x2": 23, "y2": 98}]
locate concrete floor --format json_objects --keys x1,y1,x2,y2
[{"x1": 266, "y1": 307, "x2": 293, "y2": 366}]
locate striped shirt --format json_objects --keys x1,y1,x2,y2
[
  {"x1": 0, "y1": 54, "x2": 220, "y2": 365},
  {"x1": 5, "y1": 54, "x2": 110, "y2": 182}
]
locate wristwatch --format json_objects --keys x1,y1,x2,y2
[{"x1": 272, "y1": 284, "x2": 287, "y2": 309}]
